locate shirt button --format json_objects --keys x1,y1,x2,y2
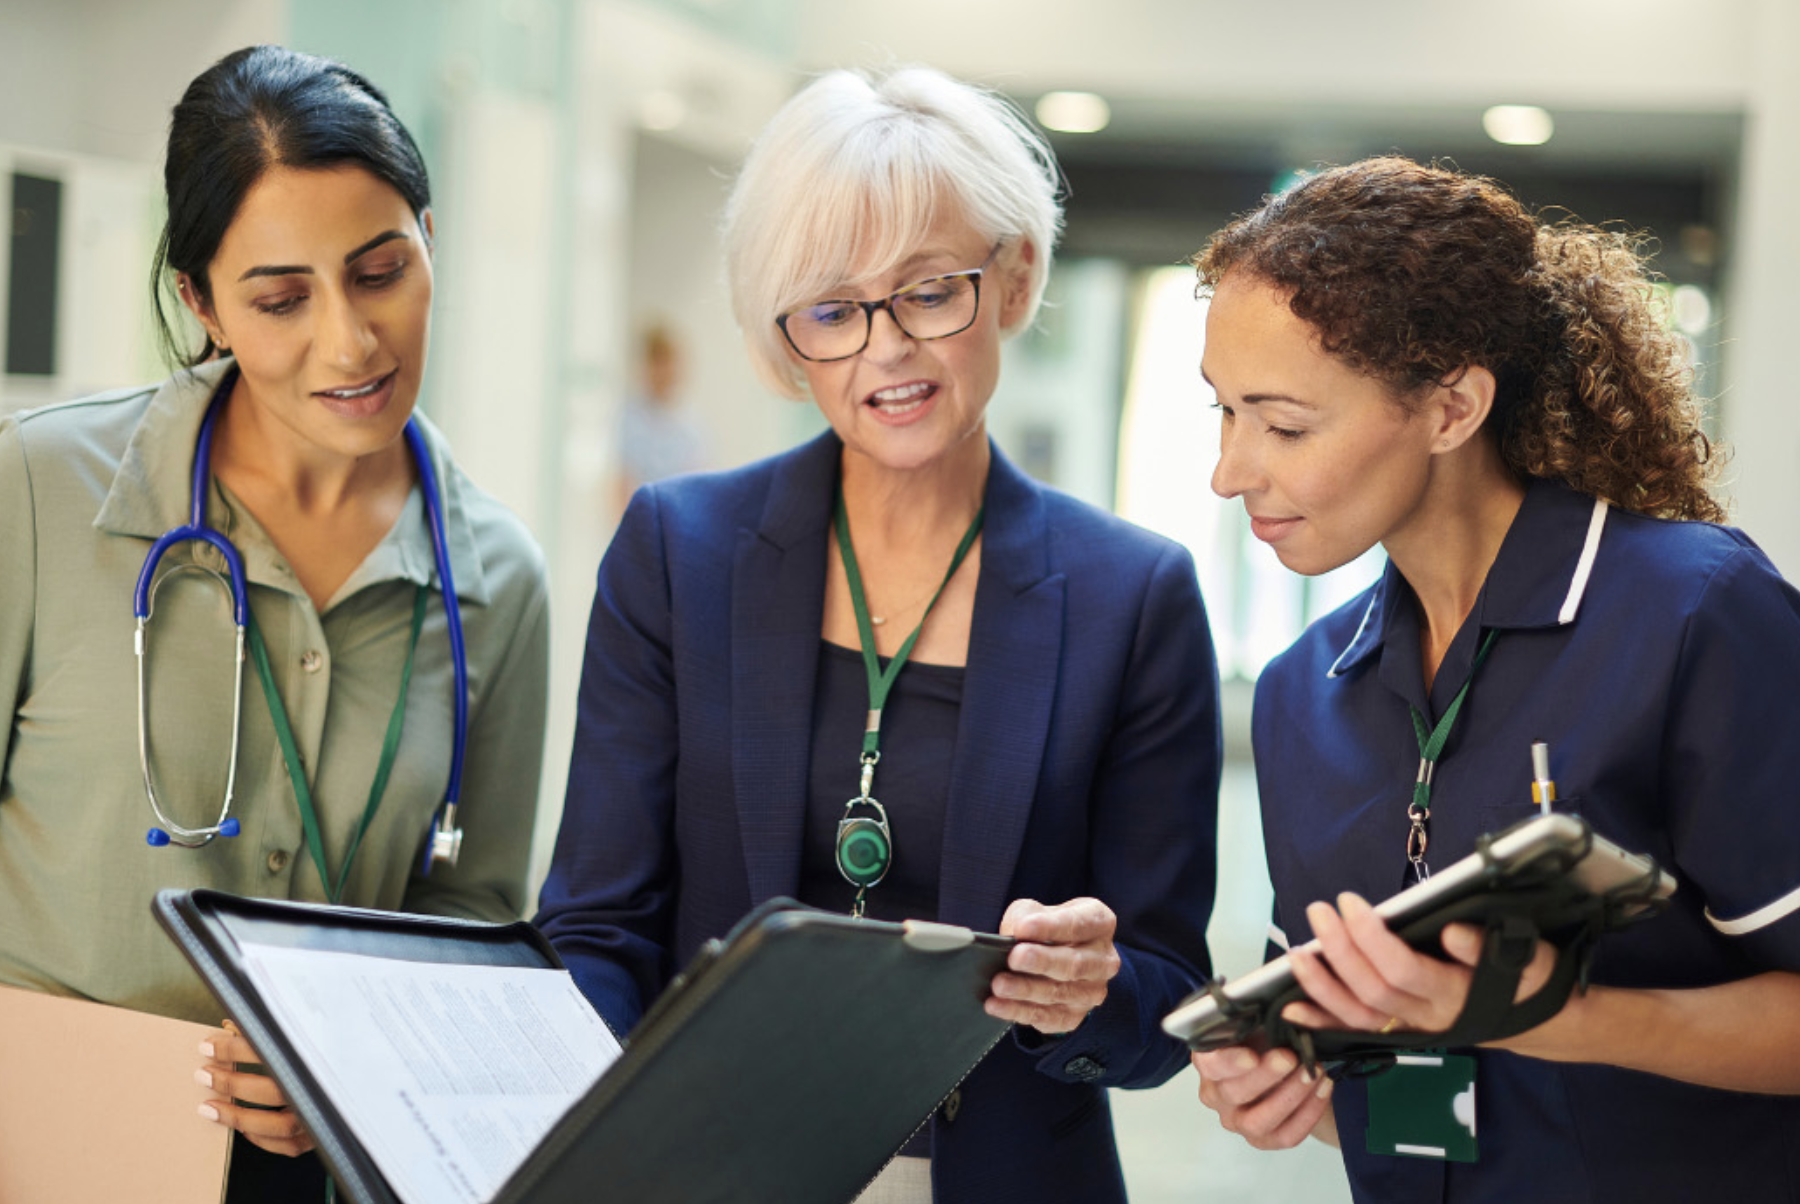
[
  {"x1": 300, "y1": 650, "x2": 324, "y2": 673},
  {"x1": 1063, "y1": 1055, "x2": 1105, "y2": 1082},
  {"x1": 267, "y1": 850, "x2": 290, "y2": 873}
]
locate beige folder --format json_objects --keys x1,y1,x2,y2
[{"x1": 0, "y1": 985, "x2": 229, "y2": 1203}]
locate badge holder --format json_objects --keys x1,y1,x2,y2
[{"x1": 1365, "y1": 1052, "x2": 1479, "y2": 1162}]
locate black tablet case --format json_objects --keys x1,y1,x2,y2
[{"x1": 155, "y1": 890, "x2": 1014, "y2": 1204}]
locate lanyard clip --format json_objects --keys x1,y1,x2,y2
[
  {"x1": 858, "y1": 750, "x2": 879, "y2": 800},
  {"x1": 1406, "y1": 809, "x2": 1431, "y2": 880}
]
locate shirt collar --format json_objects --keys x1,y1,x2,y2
[
  {"x1": 93, "y1": 359, "x2": 491, "y2": 608},
  {"x1": 1327, "y1": 477, "x2": 1611, "y2": 679}
]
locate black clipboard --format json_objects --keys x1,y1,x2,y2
[
  {"x1": 1161, "y1": 813, "x2": 1675, "y2": 1051},
  {"x1": 155, "y1": 890, "x2": 1014, "y2": 1204}
]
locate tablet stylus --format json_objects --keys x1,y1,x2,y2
[{"x1": 1530, "y1": 741, "x2": 1556, "y2": 816}]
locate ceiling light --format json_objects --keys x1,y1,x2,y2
[
  {"x1": 1482, "y1": 105, "x2": 1554, "y2": 146},
  {"x1": 1036, "y1": 91, "x2": 1111, "y2": 134}
]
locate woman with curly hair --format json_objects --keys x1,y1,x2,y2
[{"x1": 1190, "y1": 157, "x2": 1800, "y2": 1202}]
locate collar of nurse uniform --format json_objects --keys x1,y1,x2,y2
[
  {"x1": 1327, "y1": 476, "x2": 1611, "y2": 684},
  {"x1": 93, "y1": 357, "x2": 491, "y2": 608}
]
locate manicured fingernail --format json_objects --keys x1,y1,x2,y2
[
  {"x1": 1269, "y1": 1051, "x2": 1297, "y2": 1076},
  {"x1": 194, "y1": 1070, "x2": 212, "y2": 1089},
  {"x1": 1229, "y1": 1049, "x2": 1257, "y2": 1074},
  {"x1": 198, "y1": 1041, "x2": 215, "y2": 1059},
  {"x1": 197, "y1": 1103, "x2": 220, "y2": 1122},
  {"x1": 1316, "y1": 1075, "x2": 1335, "y2": 1100}
]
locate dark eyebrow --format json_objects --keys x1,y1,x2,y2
[
  {"x1": 344, "y1": 229, "x2": 408, "y2": 264},
  {"x1": 236, "y1": 230, "x2": 410, "y2": 282}
]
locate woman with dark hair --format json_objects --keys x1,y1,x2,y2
[
  {"x1": 0, "y1": 45, "x2": 549, "y2": 1197},
  {"x1": 1190, "y1": 156, "x2": 1800, "y2": 1201}
]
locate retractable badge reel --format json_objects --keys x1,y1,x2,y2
[{"x1": 836, "y1": 753, "x2": 891, "y2": 905}]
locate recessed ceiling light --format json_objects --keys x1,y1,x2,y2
[
  {"x1": 1482, "y1": 104, "x2": 1554, "y2": 146},
  {"x1": 1036, "y1": 91, "x2": 1111, "y2": 134}
]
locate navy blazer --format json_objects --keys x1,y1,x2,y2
[{"x1": 536, "y1": 432, "x2": 1220, "y2": 1203}]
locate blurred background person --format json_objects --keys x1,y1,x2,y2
[
  {"x1": 534, "y1": 64, "x2": 1221, "y2": 1204},
  {"x1": 0, "y1": 44, "x2": 550, "y2": 1201},
  {"x1": 613, "y1": 319, "x2": 709, "y2": 510}
]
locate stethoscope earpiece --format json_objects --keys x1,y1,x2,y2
[{"x1": 145, "y1": 817, "x2": 237, "y2": 848}]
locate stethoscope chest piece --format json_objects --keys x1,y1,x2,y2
[{"x1": 427, "y1": 803, "x2": 463, "y2": 868}]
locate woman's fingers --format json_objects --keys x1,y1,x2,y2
[
  {"x1": 200, "y1": 1024, "x2": 262, "y2": 1068},
  {"x1": 198, "y1": 1095, "x2": 316, "y2": 1157},
  {"x1": 1194, "y1": 1046, "x2": 1335, "y2": 1150},
  {"x1": 196, "y1": 1061, "x2": 288, "y2": 1108},
  {"x1": 1287, "y1": 942, "x2": 1395, "y2": 1032},
  {"x1": 1440, "y1": 923, "x2": 1560, "y2": 1003},
  {"x1": 196, "y1": 1021, "x2": 314, "y2": 1156},
  {"x1": 989, "y1": 897, "x2": 1122, "y2": 1036},
  {"x1": 1001, "y1": 897, "x2": 1117, "y2": 947},
  {"x1": 985, "y1": 967, "x2": 1107, "y2": 1033}
]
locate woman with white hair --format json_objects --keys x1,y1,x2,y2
[{"x1": 534, "y1": 66, "x2": 1220, "y2": 1201}]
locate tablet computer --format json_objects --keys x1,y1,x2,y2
[{"x1": 1162, "y1": 813, "x2": 1675, "y2": 1050}]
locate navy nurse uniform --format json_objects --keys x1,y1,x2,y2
[
  {"x1": 1253, "y1": 478, "x2": 1800, "y2": 1203},
  {"x1": 536, "y1": 431, "x2": 1221, "y2": 1204}
]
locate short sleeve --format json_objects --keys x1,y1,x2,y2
[{"x1": 1663, "y1": 544, "x2": 1800, "y2": 970}]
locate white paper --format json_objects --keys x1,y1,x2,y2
[{"x1": 238, "y1": 943, "x2": 622, "y2": 1204}]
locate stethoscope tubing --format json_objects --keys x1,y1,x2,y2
[
  {"x1": 403, "y1": 419, "x2": 468, "y2": 872},
  {"x1": 133, "y1": 373, "x2": 467, "y2": 868}
]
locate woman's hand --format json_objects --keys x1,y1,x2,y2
[
  {"x1": 1193, "y1": 1045, "x2": 1337, "y2": 1149},
  {"x1": 196, "y1": 1020, "x2": 315, "y2": 1157},
  {"x1": 986, "y1": 897, "x2": 1121, "y2": 1037},
  {"x1": 1278, "y1": 892, "x2": 1558, "y2": 1039}
]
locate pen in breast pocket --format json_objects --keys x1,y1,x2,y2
[{"x1": 1530, "y1": 741, "x2": 1556, "y2": 816}]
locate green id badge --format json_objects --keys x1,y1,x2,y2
[{"x1": 1364, "y1": 1053, "x2": 1478, "y2": 1163}]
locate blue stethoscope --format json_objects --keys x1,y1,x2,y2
[{"x1": 133, "y1": 370, "x2": 466, "y2": 875}]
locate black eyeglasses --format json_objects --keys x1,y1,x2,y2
[{"x1": 776, "y1": 246, "x2": 1001, "y2": 363}]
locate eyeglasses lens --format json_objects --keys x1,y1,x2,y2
[{"x1": 784, "y1": 272, "x2": 980, "y2": 362}]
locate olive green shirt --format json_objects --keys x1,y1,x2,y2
[{"x1": 0, "y1": 359, "x2": 551, "y2": 1023}]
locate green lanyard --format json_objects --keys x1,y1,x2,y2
[
  {"x1": 243, "y1": 584, "x2": 428, "y2": 904},
  {"x1": 1404, "y1": 629, "x2": 1497, "y2": 882},
  {"x1": 832, "y1": 488, "x2": 984, "y2": 917}
]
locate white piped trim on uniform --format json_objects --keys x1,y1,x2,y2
[
  {"x1": 1267, "y1": 924, "x2": 1290, "y2": 950},
  {"x1": 1327, "y1": 595, "x2": 1380, "y2": 678},
  {"x1": 1706, "y1": 883, "x2": 1800, "y2": 935},
  {"x1": 1558, "y1": 499, "x2": 1610, "y2": 624}
]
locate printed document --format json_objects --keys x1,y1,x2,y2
[{"x1": 239, "y1": 943, "x2": 622, "y2": 1204}]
